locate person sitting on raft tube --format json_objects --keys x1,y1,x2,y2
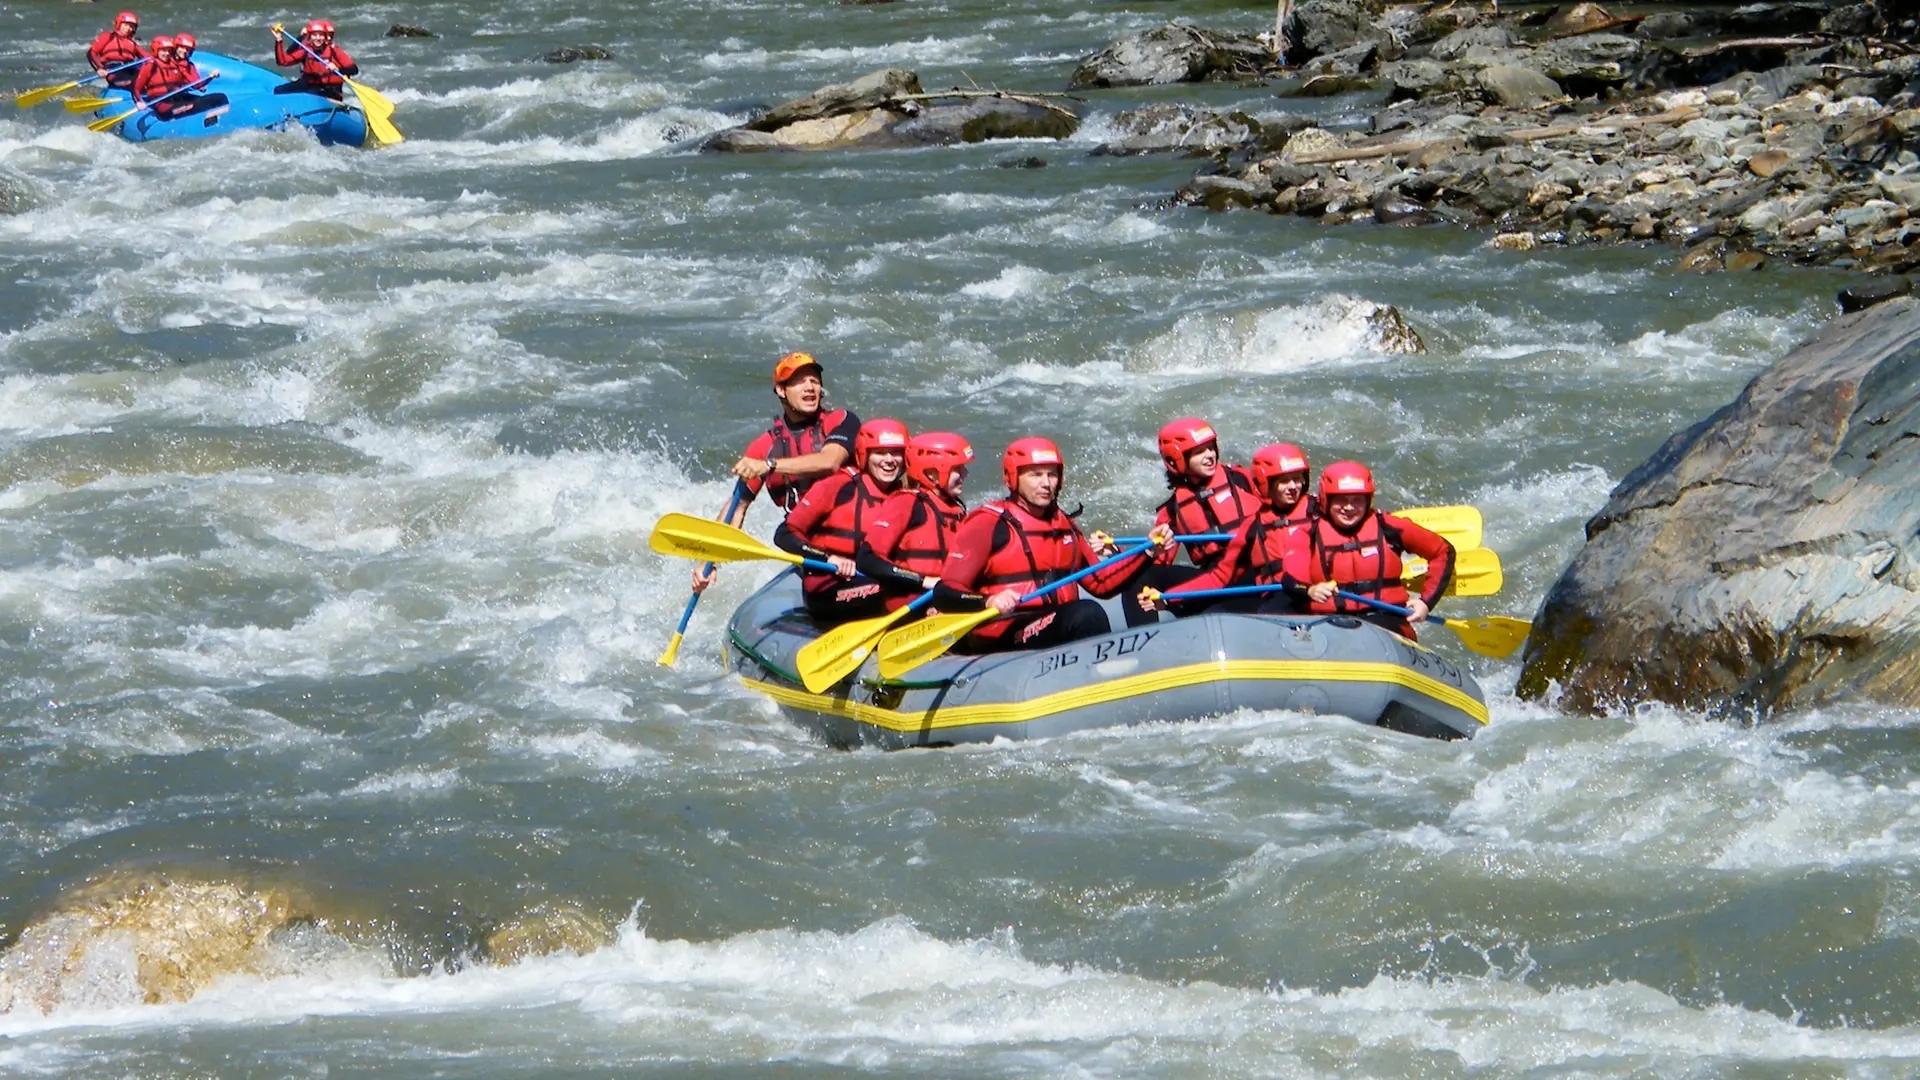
[
  {"x1": 135, "y1": 35, "x2": 226, "y2": 120},
  {"x1": 690, "y1": 351, "x2": 860, "y2": 595},
  {"x1": 271, "y1": 19, "x2": 357, "y2": 100},
  {"x1": 855, "y1": 432, "x2": 972, "y2": 613},
  {"x1": 932, "y1": 438, "x2": 1174, "y2": 654},
  {"x1": 773, "y1": 419, "x2": 910, "y2": 624},
  {"x1": 87, "y1": 11, "x2": 149, "y2": 91},
  {"x1": 1139, "y1": 442, "x2": 1316, "y2": 618},
  {"x1": 1303, "y1": 461, "x2": 1454, "y2": 639},
  {"x1": 1120, "y1": 417, "x2": 1263, "y2": 627}
]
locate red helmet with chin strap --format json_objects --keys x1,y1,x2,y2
[
  {"x1": 906, "y1": 432, "x2": 972, "y2": 490},
  {"x1": 115, "y1": 11, "x2": 139, "y2": 28},
  {"x1": 1156, "y1": 417, "x2": 1218, "y2": 475},
  {"x1": 853, "y1": 419, "x2": 909, "y2": 470},
  {"x1": 1250, "y1": 443, "x2": 1310, "y2": 506},
  {"x1": 304, "y1": 19, "x2": 335, "y2": 36},
  {"x1": 174, "y1": 32, "x2": 196, "y2": 53},
  {"x1": 1318, "y1": 461, "x2": 1375, "y2": 503},
  {"x1": 150, "y1": 35, "x2": 175, "y2": 52},
  {"x1": 1001, "y1": 437, "x2": 1064, "y2": 490}
]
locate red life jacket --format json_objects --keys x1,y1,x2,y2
[
  {"x1": 1306, "y1": 512, "x2": 1409, "y2": 614},
  {"x1": 88, "y1": 30, "x2": 146, "y2": 73},
  {"x1": 875, "y1": 489, "x2": 964, "y2": 579},
  {"x1": 1155, "y1": 465, "x2": 1262, "y2": 568},
  {"x1": 788, "y1": 470, "x2": 894, "y2": 595},
  {"x1": 958, "y1": 500, "x2": 1088, "y2": 642},
  {"x1": 1167, "y1": 506, "x2": 1311, "y2": 597},
  {"x1": 760, "y1": 408, "x2": 850, "y2": 512},
  {"x1": 277, "y1": 39, "x2": 353, "y2": 86},
  {"x1": 135, "y1": 55, "x2": 191, "y2": 102}
]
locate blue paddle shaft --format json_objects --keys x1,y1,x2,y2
[
  {"x1": 669, "y1": 482, "x2": 746, "y2": 638},
  {"x1": 1115, "y1": 532, "x2": 1230, "y2": 545},
  {"x1": 1336, "y1": 589, "x2": 1439, "y2": 625},
  {"x1": 88, "y1": 58, "x2": 148, "y2": 83},
  {"x1": 1002, "y1": 539, "x2": 1156, "y2": 613}
]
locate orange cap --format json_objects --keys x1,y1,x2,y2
[{"x1": 772, "y1": 351, "x2": 823, "y2": 386}]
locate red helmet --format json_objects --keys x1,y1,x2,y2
[
  {"x1": 174, "y1": 33, "x2": 196, "y2": 53},
  {"x1": 115, "y1": 11, "x2": 139, "y2": 28},
  {"x1": 1001, "y1": 436, "x2": 1064, "y2": 490},
  {"x1": 1156, "y1": 417, "x2": 1218, "y2": 474},
  {"x1": 853, "y1": 419, "x2": 909, "y2": 469},
  {"x1": 1318, "y1": 461, "x2": 1375, "y2": 501},
  {"x1": 304, "y1": 19, "x2": 335, "y2": 36},
  {"x1": 906, "y1": 432, "x2": 973, "y2": 490},
  {"x1": 1249, "y1": 443, "x2": 1310, "y2": 505},
  {"x1": 150, "y1": 35, "x2": 175, "y2": 52}
]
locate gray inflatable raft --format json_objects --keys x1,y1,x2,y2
[{"x1": 724, "y1": 570, "x2": 1487, "y2": 746}]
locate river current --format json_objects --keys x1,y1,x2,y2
[{"x1": 3, "y1": 0, "x2": 1917, "y2": 1076}]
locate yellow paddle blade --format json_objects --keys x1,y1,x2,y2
[
  {"x1": 346, "y1": 78, "x2": 396, "y2": 121},
  {"x1": 1396, "y1": 504, "x2": 1482, "y2": 551},
  {"x1": 64, "y1": 97, "x2": 115, "y2": 112},
  {"x1": 1441, "y1": 615, "x2": 1532, "y2": 659},
  {"x1": 876, "y1": 609, "x2": 997, "y2": 680},
  {"x1": 88, "y1": 106, "x2": 142, "y2": 132},
  {"x1": 364, "y1": 109, "x2": 404, "y2": 146},
  {"x1": 17, "y1": 80, "x2": 82, "y2": 108},
  {"x1": 648, "y1": 513, "x2": 803, "y2": 567},
  {"x1": 656, "y1": 631, "x2": 685, "y2": 667},
  {"x1": 796, "y1": 604, "x2": 916, "y2": 693},
  {"x1": 1405, "y1": 547, "x2": 1503, "y2": 598}
]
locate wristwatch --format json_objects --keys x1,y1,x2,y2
[{"x1": 764, "y1": 455, "x2": 778, "y2": 475}]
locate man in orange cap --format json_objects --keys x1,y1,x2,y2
[{"x1": 691, "y1": 351, "x2": 861, "y2": 595}]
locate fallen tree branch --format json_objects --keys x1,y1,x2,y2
[
  {"x1": 1682, "y1": 36, "x2": 1821, "y2": 57},
  {"x1": 1286, "y1": 106, "x2": 1701, "y2": 165}
]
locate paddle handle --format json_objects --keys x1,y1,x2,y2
[{"x1": 1335, "y1": 589, "x2": 1438, "y2": 625}]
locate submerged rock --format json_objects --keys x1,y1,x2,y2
[
  {"x1": 484, "y1": 904, "x2": 616, "y2": 964},
  {"x1": 384, "y1": 24, "x2": 436, "y2": 38},
  {"x1": 1518, "y1": 299, "x2": 1920, "y2": 717},
  {"x1": 542, "y1": 46, "x2": 613, "y2": 63}
]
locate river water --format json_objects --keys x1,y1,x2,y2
[{"x1": 3, "y1": 0, "x2": 1918, "y2": 1075}]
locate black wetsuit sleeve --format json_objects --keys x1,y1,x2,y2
[
  {"x1": 931, "y1": 581, "x2": 987, "y2": 611},
  {"x1": 854, "y1": 542, "x2": 924, "y2": 585},
  {"x1": 772, "y1": 521, "x2": 831, "y2": 563}
]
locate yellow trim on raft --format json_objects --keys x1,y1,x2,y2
[{"x1": 739, "y1": 658, "x2": 1488, "y2": 733}]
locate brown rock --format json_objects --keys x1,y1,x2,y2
[
  {"x1": 1677, "y1": 237, "x2": 1727, "y2": 272},
  {"x1": 1727, "y1": 250, "x2": 1767, "y2": 271},
  {"x1": 1630, "y1": 217, "x2": 1657, "y2": 239},
  {"x1": 1747, "y1": 149, "x2": 1791, "y2": 178}
]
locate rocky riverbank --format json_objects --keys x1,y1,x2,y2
[{"x1": 1082, "y1": 2, "x2": 1920, "y2": 273}]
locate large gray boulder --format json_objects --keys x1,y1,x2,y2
[
  {"x1": 748, "y1": 68, "x2": 922, "y2": 132},
  {"x1": 1517, "y1": 299, "x2": 1920, "y2": 717},
  {"x1": 1283, "y1": 0, "x2": 1393, "y2": 63},
  {"x1": 1068, "y1": 24, "x2": 1272, "y2": 89}
]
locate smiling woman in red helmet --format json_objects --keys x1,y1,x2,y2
[
  {"x1": 87, "y1": 11, "x2": 149, "y2": 90},
  {"x1": 1120, "y1": 417, "x2": 1265, "y2": 627},
  {"x1": 1144, "y1": 442, "x2": 1317, "y2": 617},
  {"x1": 270, "y1": 17, "x2": 359, "y2": 100},
  {"x1": 772, "y1": 419, "x2": 909, "y2": 624},
  {"x1": 690, "y1": 351, "x2": 861, "y2": 596},
  {"x1": 855, "y1": 431, "x2": 972, "y2": 613},
  {"x1": 932, "y1": 437, "x2": 1173, "y2": 654},
  {"x1": 1303, "y1": 461, "x2": 1455, "y2": 639}
]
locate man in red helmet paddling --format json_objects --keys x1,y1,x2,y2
[
  {"x1": 1120, "y1": 417, "x2": 1264, "y2": 627},
  {"x1": 857, "y1": 432, "x2": 972, "y2": 613},
  {"x1": 1142, "y1": 442, "x2": 1317, "y2": 617},
  {"x1": 932, "y1": 438, "x2": 1173, "y2": 654},
  {"x1": 271, "y1": 18, "x2": 358, "y2": 99},
  {"x1": 87, "y1": 11, "x2": 149, "y2": 90},
  {"x1": 1302, "y1": 462, "x2": 1454, "y2": 639},
  {"x1": 691, "y1": 351, "x2": 861, "y2": 595},
  {"x1": 773, "y1": 419, "x2": 910, "y2": 624}
]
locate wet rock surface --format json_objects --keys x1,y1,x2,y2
[
  {"x1": 1517, "y1": 299, "x2": 1920, "y2": 717},
  {"x1": 1100, "y1": 4, "x2": 1920, "y2": 274},
  {"x1": 702, "y1": 68, "x2": 1080, "y2": 152}
]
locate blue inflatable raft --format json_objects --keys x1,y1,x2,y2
[{"x1": 89, "y1": 51, "x2": 369, "y2": 147}]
